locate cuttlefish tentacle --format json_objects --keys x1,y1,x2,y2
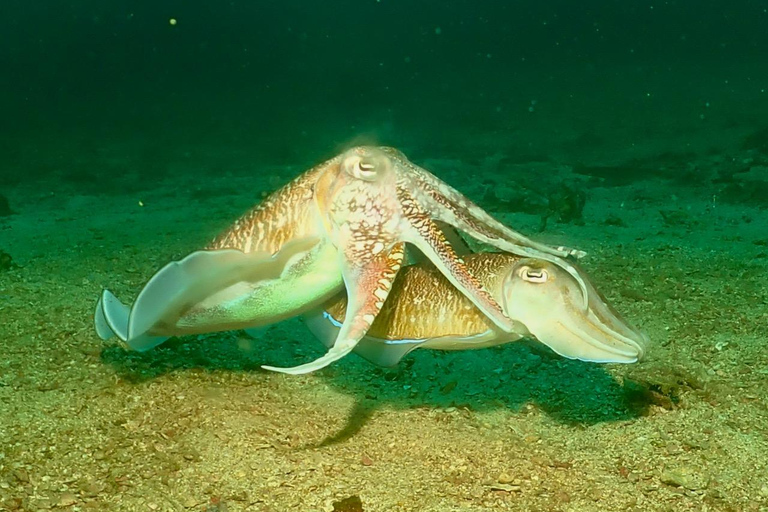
[
  {"x1": 263, "y1": 243, "x2": 405, "y2": 374},
  {"x1": 400, "y1": 157, "x2": 583, "y2": 258}
]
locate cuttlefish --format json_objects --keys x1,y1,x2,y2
[
  {"x1": 95, "y1": 146, "x2": 588, "y2": 374},
  {"x1": 307, "y1": 252, "x2": 647, "y2": 366}
]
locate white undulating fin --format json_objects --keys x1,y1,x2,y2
[
  {"x1": 92, "y1": 236, "x2": 320, "y2": 352},
  {"x1": 94, "y1": 290, "x2": 122, "y2": 341},
  {"x1": 126, "y1": 236, "x2": 319, "y2": 344},
  {"x1": 94, "y1": 289, "x2": 170, "y2": 351},
  {"x1": 303, "y1": 310, "x2": 425, "y2": 367}
]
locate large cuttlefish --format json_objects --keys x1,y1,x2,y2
[
  {"x1": 307, "y1": 252, "x2": 647, "y2": 366},
  {"x1": 95, "y1": 146, "x2": 588, "y2": 374}
]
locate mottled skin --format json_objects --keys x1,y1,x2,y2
[
  {"x1": 207, "y1": 158, "x2": 337, "y2": 254},
  {"x1": 324, "y1": 253, "x2": 512, "y2": 341}
]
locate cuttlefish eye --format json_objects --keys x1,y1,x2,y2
[
  {"x1": 357, "y1": 158, "x2": 377, "y2": 176},
  {"x1": 518, "y1": 265, "x2": 550, "y2": 284},
  {"x1": 342, "y1": 152, "x2": 383, "y2": 182}
]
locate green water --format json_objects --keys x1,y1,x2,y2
[{"x1": 1, "y1": 2, "x2": 767, "y2": 511}]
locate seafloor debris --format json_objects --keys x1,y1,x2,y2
[
  {"x1": 0, "y1": 250, "x2": 13, "y2": 271},
  {"x1": 623, "y1": 377, "x2": 679, "y2": 411},
  {"x1": 660, "y1": 466, "x2": 710, "y2": 490},
  {"x1": 742, "y1": 126, "x2": 768, "y2": 155},
  {"x1": 603, "y1": 213, "x2": 628, "y2": 227},
  {"x1": 719, "y1": 165, "x2": 768, "y2": 207},
  {"x1": 0, "y1": 193, "x2": 13, "y2": 216},
  {"x1": 481, "y1": 181, "x2": 547, "y2": 215},
  {"x1": 546, "y1": 182, "x2": 586, "y2": 224},
  {"x1": 332, "y1": 495, "x2": 364, "y2": 512},
  {"x1": 659, "y1": 209, "x2": 698, "y2": 229},
  {"x1": 482, "y1": 179, "x2": 587, "y2": 232},
  {"x1": 538, "y1": 182, "x2": 586, "y2": 231}
]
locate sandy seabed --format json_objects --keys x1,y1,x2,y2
[{"x1": 2, "y1": 72, "x2": 768, "y2": 511}]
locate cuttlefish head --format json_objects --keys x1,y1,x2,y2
[
  {"x1": 263, "y1": 145, "x2": 595, "y2": 375},
  {"x1": 501, "y1": 258, "x2": 647, "y2": 363}
]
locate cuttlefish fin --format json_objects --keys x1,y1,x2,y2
[
  {"x1": 94, "y1": 289, "x2": 170, "y2": 351},
  {"x1": 262, "y1": 243, "x2": 406, "y2": 374},
  {"x1": 94, "y1": 236, "x2": 320, "y2": 351},
  {"x1": 304, "y1": 310, "x2": 425, "y2": 367}
]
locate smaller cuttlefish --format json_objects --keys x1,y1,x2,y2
[{"x1": 306, "y1": 252, "x2": 647, "y2": 366}]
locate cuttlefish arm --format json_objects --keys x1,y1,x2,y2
[
  {"x1": 308, "y1": 253, "x2": 646, "y2": 367},
  {"x1": 263, "y1": 243, "x2": 405, "y2": 374},
  {"x1": 388, "y1": 150, "x2": 590, "y2": 307}
]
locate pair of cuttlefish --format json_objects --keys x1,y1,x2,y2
[{"x1": 94, "y1": 146, "x2": 646, "y2": 373}]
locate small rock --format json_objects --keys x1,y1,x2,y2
[
  {"x1": 78, "y1": 480, "x2": 105, "y2": 498},
  {"x1": 660, "y1": 466, "x2": 708, "y2": 490},
  {"x1": 181, "y1": 447, "x2": 201, "y2": 461},
  {"x1": 604, "y1": 213, "x2": 628, "y2": 227},
  {"x1": 31, "y1": 496, "x2": 54, "y2": 509},
  {"x1": 203, "y1": 500, "x2": 228, "y2": 512},
  {"x1": 12, "y1": 469, "x2": 29, "y2": 483},
  {"x1": 360, "y1": 454, "x2": 373, "y2": 466},
  {"x1": 228, "y1": 491, "x2": 248, "y2": 502},
  {"x1": 489, "y1": 483, "x2": 521, "y2": 493},
  {"x1": 56, "y1": 492, "x2": 78, "y2": 507},
  {"x1": 181, "y1": 496, "x2": 200, "y2": 509},
  {"x1": 0, "y1": 194, "x2": 13, "y2": 217},
  {"x1": 0, "y1": 250, "x2": 13, "y2": 272},
  {"x1": 332, "y1": 495, "x2": 363, "y2": 512},
  {"x1": 665, "y1": 442, "x2": 683, "y2": 455},
  {"x1": 497, "y1": 473, "x2": 513, "y2": 484}
]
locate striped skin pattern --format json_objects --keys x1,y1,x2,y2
[
  {"x1": 324, "y1": 252, "x2": 514, "y2": 341},
  {"x1": 207, "y1": 157, "x2": 340, "y2": 254}
]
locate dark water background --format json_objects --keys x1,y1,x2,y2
[{"x1": 2, "y1": 0, "x2": 767, "y2": 187}]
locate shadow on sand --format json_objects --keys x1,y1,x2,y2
[{"x1": 101, "y1": 320, "x2": 651, "y2": 442}]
